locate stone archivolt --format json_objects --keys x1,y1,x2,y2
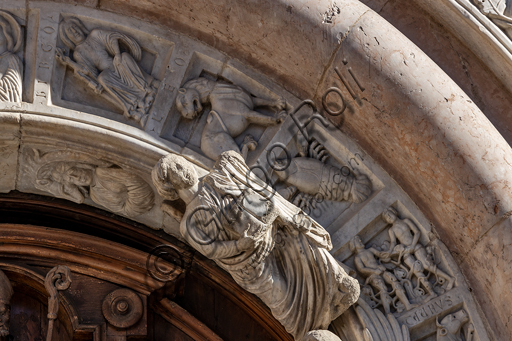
[{"x1": 0, "y1": 1, "x2": 498, "y2": 341}]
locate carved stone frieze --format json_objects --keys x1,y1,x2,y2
[
  {"x1": 152, "y1": 151, "x2": 360, "y2": 341},
  {"x1": 0, "y1": 10, "x2": 22, "y2": 103},
  {"x1": 55, "y1": 17, "x2": 160, "y2": 127},
  {"x1": 24, "y1": 148, "x2": 155, "y2": 217},
  {"x1": 353, "y1": 207, "x2": 455, "y2": 318}
]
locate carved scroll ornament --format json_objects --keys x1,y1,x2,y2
[
  {"x1": 0, "y1": 10, "x2": 23, "y2": 103},
  {"x1": 152, "y1": 151, "x2": 360, "y2": 341},
  {"x1": 55, "y1": 17, "x2": 160, "y2": 127},
  {"x1": 25, "y1": 149, "x2": 155, "y2": 217}
]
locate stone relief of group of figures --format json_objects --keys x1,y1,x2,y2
[{"x1": 351, "y1": 207, "x2": 455, "y2": 316}]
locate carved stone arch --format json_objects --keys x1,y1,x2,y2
[{"x1": 0, "y1": 0, "x2": 510, "y2": 340}]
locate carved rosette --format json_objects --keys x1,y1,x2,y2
[{"x1": 102, "y1": 288, "x2": 143, "y2": 329}]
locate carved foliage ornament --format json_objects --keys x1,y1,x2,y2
[
  {"x1": 56, "y1": 17, "x2": 160, "y2": 127},
  {"x1": 24, "y1": 149, "x2": 155, "y2": 217},
  {"x1": 0, "y1": 10, "x2": 22, "y2": 103}
]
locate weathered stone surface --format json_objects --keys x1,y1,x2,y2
[{"x1": 0, "y1": 0, "x2": 510, "y2": 339}]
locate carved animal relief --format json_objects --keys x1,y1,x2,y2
[
  {"x1": 24, "y1": 149, "x2": 155, "y2": 217},
  {"x1": 176, "y1": 77, "x2": 288, "y2": 160},
  {"x1": 56, "y1": 17, "x2": 160, "y2": 127},
  {"x1": 0, "y1": 10, "x2": 22, "y2": 103}
]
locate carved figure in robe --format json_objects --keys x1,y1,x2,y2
[
  {"x1": 0, "y1": 270, "x2": 13, "y2": 338},
  {"x1": 152, "y1": 151, "x2": 359, "y2": 341},
  {"x1": 380, "y1": 207, "x2": 455, "y2": 294},
  {"x1": 473, "y1": 0, "x2": 512, "y2": 40},
  {"x1": 176, "y1": 77, "x2": 288, "y2": 160},
  {"x1": 0, "y1": 11, "x2": 22, "y2": 103},
  {"x1": 275, "y1": 138, "x2": 372, "y2": 210},
  {"x1": 350, "y1": 236, "x2": 415, "y2": 314},
  {"x1": 55, "y1": 17, "x2": 159, "y2": 127},
  {"x1": 27, "y1": 149, "x2": 154, "y2": 217}
]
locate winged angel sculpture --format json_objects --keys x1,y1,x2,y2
[{"x1": 55, "y1": 17, "x2": 160, "y2": 127}]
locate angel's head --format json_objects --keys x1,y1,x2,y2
[
  {"x1": 152, "y1": 154, "x2": 198, "y2": 201},
  {"x1": 36, "y1": 162, "x2": 95, "y2": 203},
  {"x1": 59, "y1": 17, "x2": 89, "y2": 50}
]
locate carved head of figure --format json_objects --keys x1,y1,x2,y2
[
  {"x1": 381, "y1": 206, "x2": 398, "y2": 224},
  {"x1": 0, "y1": 270, "x2": 13, "y2": 337},
  {"x1": 0, "y1": 11, "x2": 21, "y2": 55},
  {"x1": 176, "y1": 88, "x2": 203, "y2": 119},
  {"x1": 176, "y1": 78, "x2": 213, "y2": 119},
  {"x1": 59, "y1": 17, "x2": 89, "y2": 50},
  {"x1": 349, "y1": 236, "x2": 365, "y2": 253},
  {"x1": 382, "y1": 271, "x2": 397, "y2": 284},
  {"x1": 152, "y1": 154, "x2": 198, "y2": 201},
  {"x1": 35, "y1": 161, "x2": 96, "y2": 204},
  {"x1": 436, "y1": 309, "x2": 469, "y2": 339}
]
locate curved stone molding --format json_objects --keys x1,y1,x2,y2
[{"x1": 0, "y1": 0, "x2": 508, "y2": 339}]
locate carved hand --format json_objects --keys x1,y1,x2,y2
[
  {"x1": 55, "y1": 47, "x2": 70, "y2": 65},
  {"x1": 237, "y1": 229, "x2": 257, "y2": 251},
  {"x1": 276, "y1": 110, "x2": 288, "y2": 123},
  {"x1": 274, "y1": 97, "x2": 287, "y2": 111}
]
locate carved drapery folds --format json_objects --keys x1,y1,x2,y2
[
  {"x1": 24, "y1": 149, "x2": 154, "y2": 217},
  {"x1": 55, "y1": 17, "x2": 159, "y2": 127},
  {"x1": 152, "y1": 151, "x2": 360, "y2": 341},
  {"x1": 0, "y1": 10, "x2": 22, "y2": 103}
]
